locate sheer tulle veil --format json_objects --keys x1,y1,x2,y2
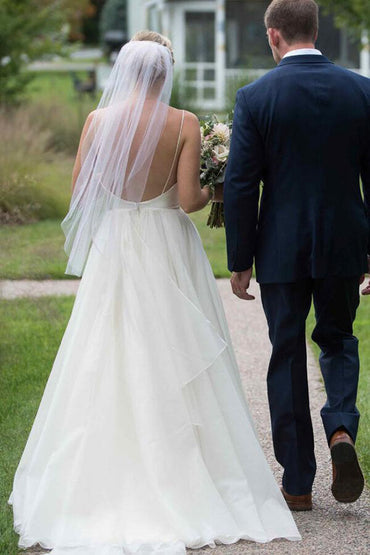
[{"x1": 61, "y1": 40, "x2": 174, "y2": 276}]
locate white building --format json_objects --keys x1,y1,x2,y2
[{"x1": 128, "y1": 0, "x2": 370, "y2": 110}]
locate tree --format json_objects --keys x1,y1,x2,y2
[
  {"x1": 0, "y1": 0, "x2": 89, "y2": 104},
  {"x1": 64, "y1": 0, "x2": 104, "y2": 42},
  {"x1": 318, "y1": 1, "x2": 370, "y2": 35}
]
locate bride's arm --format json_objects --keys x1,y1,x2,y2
[
  {"x1": 177, "y1": 111, "x2": 211, "y2": 213},
  {"x1": 71, "y1": 111, "x2": 95, "y2": 192}
]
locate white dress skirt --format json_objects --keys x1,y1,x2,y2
[{"x1": 9, "y1": 184, "x2": 301, "y2": 554}]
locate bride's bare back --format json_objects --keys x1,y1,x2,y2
[
  {"x1": 72, "y1": 104, "x2": 210, "y2": 213},
  {"x1": 141, "y1": 106, "x2": 185, "y2": 200},
  {"x1": 142, "y1": 106, "x2": 209, "y2": 211}
]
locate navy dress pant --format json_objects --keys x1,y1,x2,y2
[{"x1": 260, "y1": 277, "x2": 361, "y2": 496}]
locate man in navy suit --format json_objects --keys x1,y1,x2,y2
[{"x1": 224, "y1": 0, "x2": 369, "y2": 511}]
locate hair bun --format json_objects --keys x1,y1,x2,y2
[{"x1": 131, "y1": 30, "x2": 175, "y2": 64}]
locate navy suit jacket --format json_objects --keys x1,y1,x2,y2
[{"x1": 224, "y1": 55, "x2": 370, "y2": 283}]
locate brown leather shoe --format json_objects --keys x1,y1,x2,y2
[
  {"x1": 330, "y1": 430, "x2": 364, "y2": 503},
  {"x1": 281, "y1": 487, "x2": 312, "y2": 511}
]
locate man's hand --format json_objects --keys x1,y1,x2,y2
[
  {"x1": 230, "y1": 268, "x2": 255, "y2": 300},
  {"x1": 361, "y1": 256, "x2": 370, "y2": 295}
]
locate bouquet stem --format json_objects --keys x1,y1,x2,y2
[{"x1": 207, "y1": 202, "x2": 224, "y2": 228}]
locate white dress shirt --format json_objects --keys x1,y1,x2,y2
[{"x1": 283, "y1": 48, "x2": 322, "y2": 58}]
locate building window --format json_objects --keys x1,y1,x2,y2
[
  {"x1": 226, "y1": 0, "x2": 273, "y2": 69},
  {"x1": 185, "y1": 12, "x2": 215, "y2": 63},
  {"x1": 147, "y1": 6, "x2": 162, "y2": 33}
]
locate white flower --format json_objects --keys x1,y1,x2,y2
[
  {"x1": 212, "y1": 123, "x2": 230, "y2": 142},
  {"x1": 213, "y1": 144, "x2": 229, "y2": 163}
]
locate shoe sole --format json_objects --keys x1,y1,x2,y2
[
  {"x1": 331, "y1": 442, "x2": 364, "y2": 503},
  {"x1": 281, "y1": 488, "x2": 312, "y2": 511},
  {"x1": 285, "y1": 503, "x2": 312, "y2": 512}
]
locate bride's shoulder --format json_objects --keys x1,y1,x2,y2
[
  {"x1": 83, "y1": 109, "x2": 98, "y2": 128},
  {"x1": 170, "y1": 108, "x2": 200, "y2": 138},
  {"x1": 166, "y1": 108, "x2": 200, "y2": 142},
  {"x1": 184, "y1": 110, "x2": 199, "y2": 125},
  {"x1": 86, "y1": 106, "x2": 112, "y2": 122},
  {"x1": 183, "y1": 111, "x2": 200, "y2": 142},
  {"x1": 83, "y1": 108, "x2": 109, "y2": 132},
  {"x1": 169, "y1": 107, "x2": 198, "y2": 123}
]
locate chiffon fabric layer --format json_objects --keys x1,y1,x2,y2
[{"x1": 9, "y1": 185, "x2": 301, "y2": 554}]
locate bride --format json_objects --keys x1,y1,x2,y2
[{"x1": 8, "y1": 33, "x2": 301, "y2": 554}]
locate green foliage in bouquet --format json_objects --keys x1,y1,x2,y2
[{"x1": 199, "y1": 115, "x2": 232, "y2": 228}]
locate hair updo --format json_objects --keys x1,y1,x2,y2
[{"x1": 131, "y1": 30, "x2": 175, "y2": 65}]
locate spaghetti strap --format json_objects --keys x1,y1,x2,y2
[{"x1": 162, "y1": 110, "x2": 185, "y2": 194}]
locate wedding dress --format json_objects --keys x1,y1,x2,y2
[
  {"x1": 8, "y1": 180, "x2": 301, "y2": 553},
  {"x1": 8, "y1": 40, "x2": 300, "y2": 555}
]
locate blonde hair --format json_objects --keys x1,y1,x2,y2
[{"x1": 131, "y1": 30, "x2": 175, "y2": 64}]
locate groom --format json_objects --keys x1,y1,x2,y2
[{"x1": 224, "y1": 0, "x2": 370, "y2": 510}]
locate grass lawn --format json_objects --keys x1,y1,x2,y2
[
  {"x1": 0, "y1": 207, "x2": 230, "y2": 280},
  {"x1": 0, "y1": 297, "x2": 74, "y2": 555},
  {"x1": 27, "y1": 71, "x2": 97, "y2": 111},
  {"x1": 190, "y1": 209, "x2": 228, "y2": 277},
  {"x1": 0, "y1": 220, "x2": 71, "y2": 280},
  {"x1": 307, "y1": 299, "x2": 370, "y2": 484}
]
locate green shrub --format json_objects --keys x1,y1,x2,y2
[
  {"x1": 27, "y1": 99, "x2": 88, "y2": 155},
  {"x1": 26, "y1": 72, "x2": 96, "y2": 154},
  {"x1": 0, "y1": 107, "x2": 72, "y2": 223},
  {"x1": 170, "y1": 71, "x2": 198, "y2": 114},
  {"x1": 225, "y1": 73, "x2": 252, "y2": 116},
  {"x1": 170, "y1": 72, "x2": 183, "y2": 110}
]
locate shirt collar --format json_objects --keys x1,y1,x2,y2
[{"x1": 283, "y1": 48, "x2": 322, "y2": 59}]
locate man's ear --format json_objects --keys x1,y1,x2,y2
[{"x1": 267, "y1": 28, "x2": 280, "y2": 48}]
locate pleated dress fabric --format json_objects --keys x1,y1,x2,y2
[{"x1": 9, "y1": 185, "x2": 301, "y2": 554}]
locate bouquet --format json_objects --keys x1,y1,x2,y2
[{"x1": 200, "y1": 115, "x2": 232, "y2": 228}]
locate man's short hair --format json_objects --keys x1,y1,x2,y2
[{"x1": 264, "y1": 0, "x2": 319, "y2": 44}]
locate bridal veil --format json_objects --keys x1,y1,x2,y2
[{"x1": 61, "y1": 40, "x2": 173, "y2": 276}]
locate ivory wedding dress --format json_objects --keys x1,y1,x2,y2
[
  {"x1": 9, "y1": 183, "x2": 301, "y2": 554},
  {"x1": 9, "y1": 39, "x2": 300, "y2": 555}
]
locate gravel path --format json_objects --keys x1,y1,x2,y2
[
  {"x1": 1, "y1": 279, "x2": 368, "y2": 555},
  {"x1": 0, "y1": 280, "x2": 80, "y2": 299}
]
